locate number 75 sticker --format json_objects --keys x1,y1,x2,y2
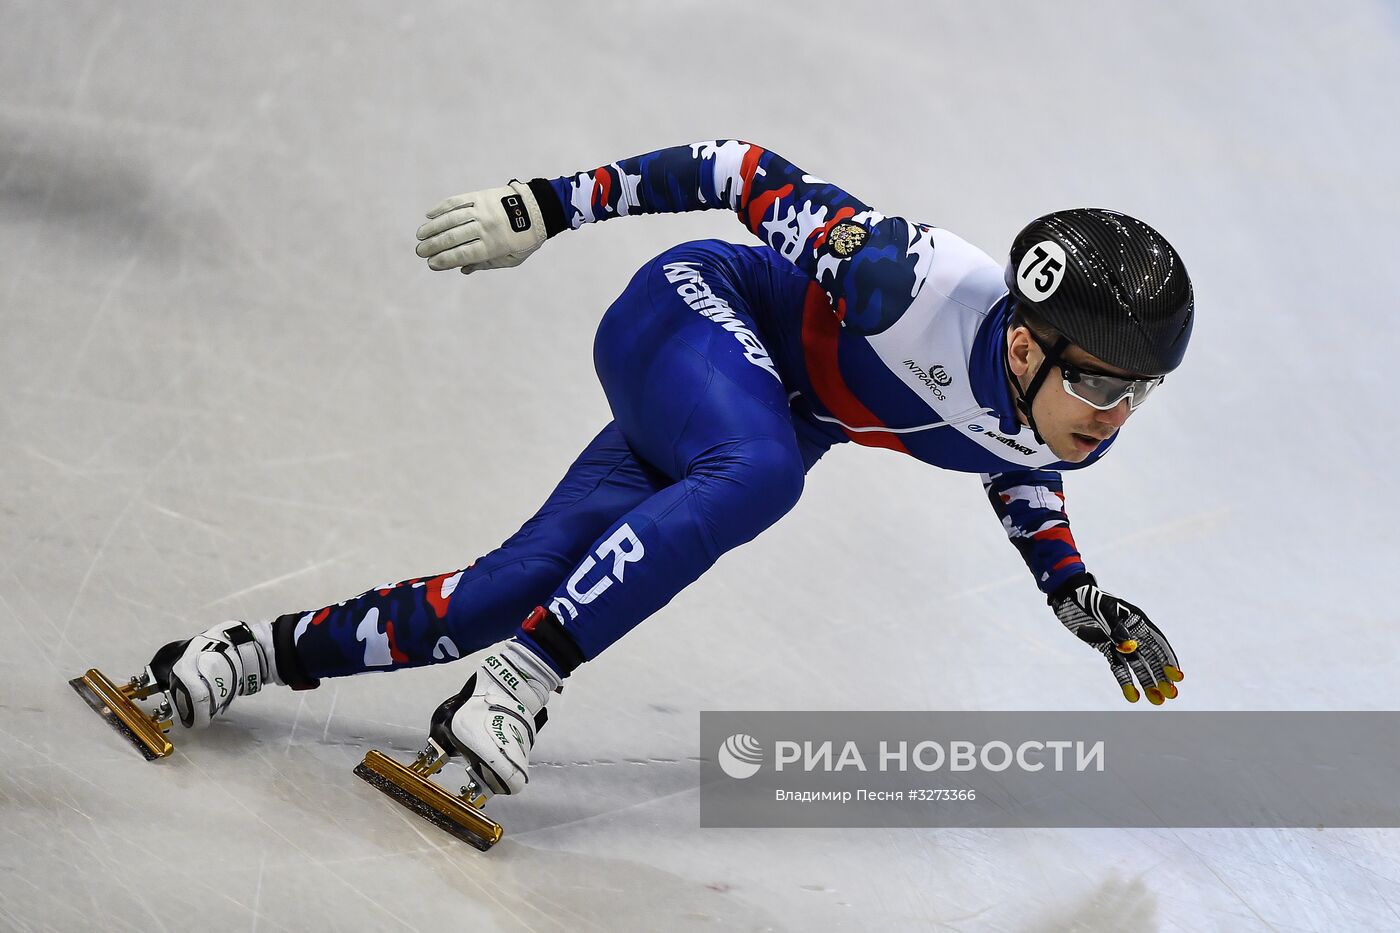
[{"x1": 1017, "y1": 240, "x2": 1067, "y2": 301}]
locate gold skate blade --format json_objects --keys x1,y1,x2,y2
[
  {"x1": 354, "y1": 749, "x2": 502, "y2": 851},
  {"x1": 68, "y1": 669, "x2": 173, "y2": 761}
]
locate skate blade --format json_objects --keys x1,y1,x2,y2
[
  {"x1": 354, "y1": 749, "x2": 502, "y2": 851},
  {"x1": 68, "y1": 669, "x2": 173, "y2": 761}
]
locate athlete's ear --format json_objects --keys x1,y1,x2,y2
[{"x1": 1006, "y1": 325, "x2": 1037, "y2": 379}]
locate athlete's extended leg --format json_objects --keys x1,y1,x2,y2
[
  {"x1": 277, "y1": 422, "x2": 673, "y2": 685},
  {"x1": 72, "y1": 420, "x2": 675, "y2": 759}
]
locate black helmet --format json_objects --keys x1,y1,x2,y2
[{"x1": 1005, "y1": 208, "x2": 1193, "y2": 376}]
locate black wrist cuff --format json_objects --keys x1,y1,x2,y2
[
  {"x1": 271, "y1": 613, "x2": 321, "y2": 690},
  {"x1": 519, "y1": 606, "x2": 586, "y2": 676},
  {"x1": 1049, "y1": 572, "x2": 1096, "y2": 606},
  {"x1": 526, "y1": 177, "x2": 568, "y2": 238}
]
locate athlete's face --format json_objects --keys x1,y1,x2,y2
[{"x1": 1005, "y1": 325, "x2": 1135, "y2": 463}]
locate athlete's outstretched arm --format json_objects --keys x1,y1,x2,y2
[
  {"x1": 982, "y1": 470, "x2": 1086, "y2": 596},
  {"x1": 416, "y1": 140, "x2": 934, "y2": 334},
  {"x1": 983, "y1": 470, "x2": 1184, "y2": 705}
]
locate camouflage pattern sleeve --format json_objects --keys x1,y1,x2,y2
[
  {"x1": 544, "y1": 140, "x2": 933, "y2": 334},
  {"x1": 982, "y1": 470, "x2": 1087, "y2": 596}
]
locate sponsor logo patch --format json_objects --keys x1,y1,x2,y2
[
  {"x1": 501, "y1": 193, "x2": 531, "y2": 233},
  {"x1": 968, "y1": 423, "x2": 1037, "y2": 456},
  {"x1": 661, "y1": 262, "x2": 780, "y2": 381},
  {"x1": 902, "y1": 359, "x2": 947, "y2": 402}
]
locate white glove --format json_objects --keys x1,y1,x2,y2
[{"x1": 415, "y1": 180, "x2": 548, "y2": 275}]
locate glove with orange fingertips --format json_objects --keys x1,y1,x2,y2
[{"x1": 1050, "y1": 573, "x2": 1184, "y2": 705}]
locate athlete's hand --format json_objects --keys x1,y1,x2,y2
[
  {"x1": 415, "y1": 181, "x2": 547, "y2": 275},
  {"x1": 1050, "y1": 573, "x2": 1184, "y2": 705}
]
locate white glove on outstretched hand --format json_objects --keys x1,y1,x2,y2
[{"x1": 415, "y1": 180, "x2": 547, "y2": 274}]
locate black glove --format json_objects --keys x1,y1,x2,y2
[{"x1": 1051, "y1": 573, "x2": 1183, "y2": 705}]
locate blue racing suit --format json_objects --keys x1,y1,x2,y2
[{"x1": 284, "y1": 141, "x2": 1112, "y2": 682}]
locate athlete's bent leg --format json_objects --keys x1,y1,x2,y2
[
  {"x1": 434, "y1": 244, "x2": 830, "y2": 797},
  {"x1": 520, "y1": 244, "x2": 827, "y2": 667}
]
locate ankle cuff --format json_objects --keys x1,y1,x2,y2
[
  {"x1": 517, "y1": 606, "x2": 585, "y2": 677},
  {"x1": 244, "y1": 621, "x2": 283, "y2": 687},
  {"x1": 271, "y1": 613, "x2": 321, "y2": 691}
]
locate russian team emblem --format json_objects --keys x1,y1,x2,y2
[{"x1": 828, "y1": 220, "x2": 868, "y2": 258}]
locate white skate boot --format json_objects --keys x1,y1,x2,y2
[
  {"x1": 150, "y1": 621, "x2": 281, "y2": 729},
  {"x1": 431, "y1": 638, "x2": 561, "y2": 796},
  {"x1": 354, "y1": 605, "x2": 583, "y2": 849},
  {"x1": 71, "y1": 620, "x2": 283, "y2": 759}
]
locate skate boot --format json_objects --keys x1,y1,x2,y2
[
  {"x1": 433, "y1": 637, "x2": 559, "y2": 793},
  {"x1": 356, "y1": 606, "x2": 582, "y2": 850},
  {"x1": 71, "y1": 621, "x2": 282, "y2": 759}
]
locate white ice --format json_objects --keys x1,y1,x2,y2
[{"x1": 2, "y1": 1, "x2": 1398, "y2": 930}]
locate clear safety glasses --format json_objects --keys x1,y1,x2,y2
[
  {"x1": 1026, "y1": 329, "x2": 1164, "y2": 411},
  {"x1": 1059, "y1": 364, "x2": 1164, "y2": 411}
]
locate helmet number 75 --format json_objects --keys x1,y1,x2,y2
[{"x1": 1018, "y1": 241, "x2": 1067, "y2": 301}]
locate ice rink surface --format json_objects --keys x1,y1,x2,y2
[{"x1": 2, "y1": 1, "x2": 1397, "y2": 929}]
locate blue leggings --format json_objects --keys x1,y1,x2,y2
[{"x1": 289, "y1": 243, "x2": 831, "y2": 679}]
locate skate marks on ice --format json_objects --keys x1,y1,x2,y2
[
  {"x1": 375, "y1": 836, "x2": 791, "y2": 933},
  {"x1": 335, "y1": 719, "x2": 784, "y2": 928},
  {"x1": 265, "y1": 719, "x2": 781, "y2": 930},
  {"x1": 12, "y1": 701, "x2": 489, "y2": 928}
]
